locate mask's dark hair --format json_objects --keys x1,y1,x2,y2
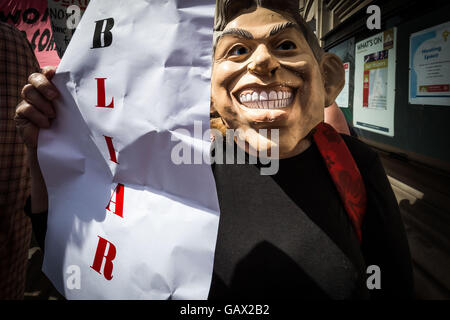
[{"x1": 213, "y1": 0, "x2": 324, "y2": 62}]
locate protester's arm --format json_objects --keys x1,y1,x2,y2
[
  {"x1": 24, "y1": 196, "x2": 48, "y2": 251},
  {"x1": 27, "y1": 151, "x2": 48, "y2": 213},
  {"x1": 15, "y1": 66, "x2": 59, "y2": 213},
  {"x1": 324, "y1": 102, "x2": 350, "y2": 135}
]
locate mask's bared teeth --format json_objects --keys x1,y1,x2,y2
[
  {"x1": 239, "y1": 87, "x2": 295, "y2": 109},
  {"x1": 259, "y1": 91, "x2": 268, "y2": 101},
  {"x1": 277, "y1": 91, "x2": 283, "y2": 99},
  {"x1": 269, "y1": 91, "x2": 277, "y2": 100}
]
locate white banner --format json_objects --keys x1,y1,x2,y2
[{"x1": 38, "y1": 0, "x2": 220, "y2": 299}]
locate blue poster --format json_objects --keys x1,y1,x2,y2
[{"x1": 409, "y1": 21, "x2": 450, "y2": 106}]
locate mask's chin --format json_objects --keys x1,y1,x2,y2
[
  {"x1": 214, "y1": 90, "x2": 313, "y2": 159},
  {"x1": 233, "y1": 127, "x2": 280, "y2": 159}
]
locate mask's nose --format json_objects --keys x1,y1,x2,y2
[{"x1": 247, "y1": 44, "x2": 280, "y2": 77}]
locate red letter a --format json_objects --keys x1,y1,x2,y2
[
  {"x1": 106, "y1": 183, "x2": 124, "y2": 218},
  {"x1": 96, "y1": 78, "x2": 114, "y2": 108},
  {"x1": 90, "y1": 236, "x2": 116, "y2": 280}
]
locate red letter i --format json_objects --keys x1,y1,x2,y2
[{"x1": 104, "y1": 136, "x2": 119, "y2": 164}]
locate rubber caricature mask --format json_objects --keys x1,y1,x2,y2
[{"x1": 211, "y1": 1, "x2": 345, "y2": 159}]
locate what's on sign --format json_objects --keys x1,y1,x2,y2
[{"x1": 38, "y1": 0, "x2": 221, "y2": 299}]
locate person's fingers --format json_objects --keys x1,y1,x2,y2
[
  {"x1": 28, "y1": 72, "x2": 59, "y2": 100},
  {"x1": 21, "y1": 84, "x2": 56, "y2": 118},
  {"x1": 15, "y1": 100, "x2": 50, "y2": 129},
  {"x1": 41, "y1": 65, "x2": 57, "y2": 80}
]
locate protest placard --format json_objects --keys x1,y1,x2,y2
[{"x1": 38, "y1": 0, "x2": 220, "y2": 299}]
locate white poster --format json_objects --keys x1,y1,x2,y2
[
  {"x1": 353, "y1": 29, "x2": 396, "y2": 136},
  {"x1": 335, "y1": 62, "x2": 350, "y2": 108},
  {"x1": 38, "y1": 0, "x2": 220, "y2": 299},
  {"x1": 48, "y1": 0, "x2": 90, "y2": 58},
  {"x1": 409, "y1": 21, "x2": 450, "y2": 106}
]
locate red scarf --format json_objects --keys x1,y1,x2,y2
[{"x1": 313, "y1": 122, "x2": 366, "y2": 243}]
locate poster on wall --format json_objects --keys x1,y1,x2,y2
[
  {"x1": 335, "y1": 62, "x2": 350, "y2": 108},
  {"x1": 327, "y1": 37, "x2": 355, "y2": 122},
  {"x1": 353, "y1": 28, "x2": 396, "y2": 136},
  {"x1": 409, "y1": 21, "x2": 450, "y2": 106},
  {"x1": 0, "y1": 0, "x2": 61, "y2": 67},
  {"x1": 48, "y1": 0, "x2": 90, "y2": 58}
]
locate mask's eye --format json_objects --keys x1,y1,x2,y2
[
  {"x1": 229, "y1": 45, "x2": 249, "y2": 56},
  {"x1": 276, "y1": 41, "x2": 296, "y2": 51}
]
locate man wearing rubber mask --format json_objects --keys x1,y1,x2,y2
[
  {"x1": 17, "y1": 0, "x2": 413, "y2": 299},
  {"x1": 208, "y1": 0, "x2": 413, "y2": 299}
]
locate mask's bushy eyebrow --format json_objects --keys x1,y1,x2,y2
[
  {"x1": 269, "y1": 22, "x2": 298, "y2": 37},
  {"x1": 216, "y1": 28, "x2": 254, "y2": 43}
]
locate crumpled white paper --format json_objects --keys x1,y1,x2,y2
[{"x1": 38, "y1": 0, "x2": 220, "y2": 299}]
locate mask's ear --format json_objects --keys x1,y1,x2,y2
[{"x1": 319, "y1": 53, "x2": 345, "y2": 107}]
